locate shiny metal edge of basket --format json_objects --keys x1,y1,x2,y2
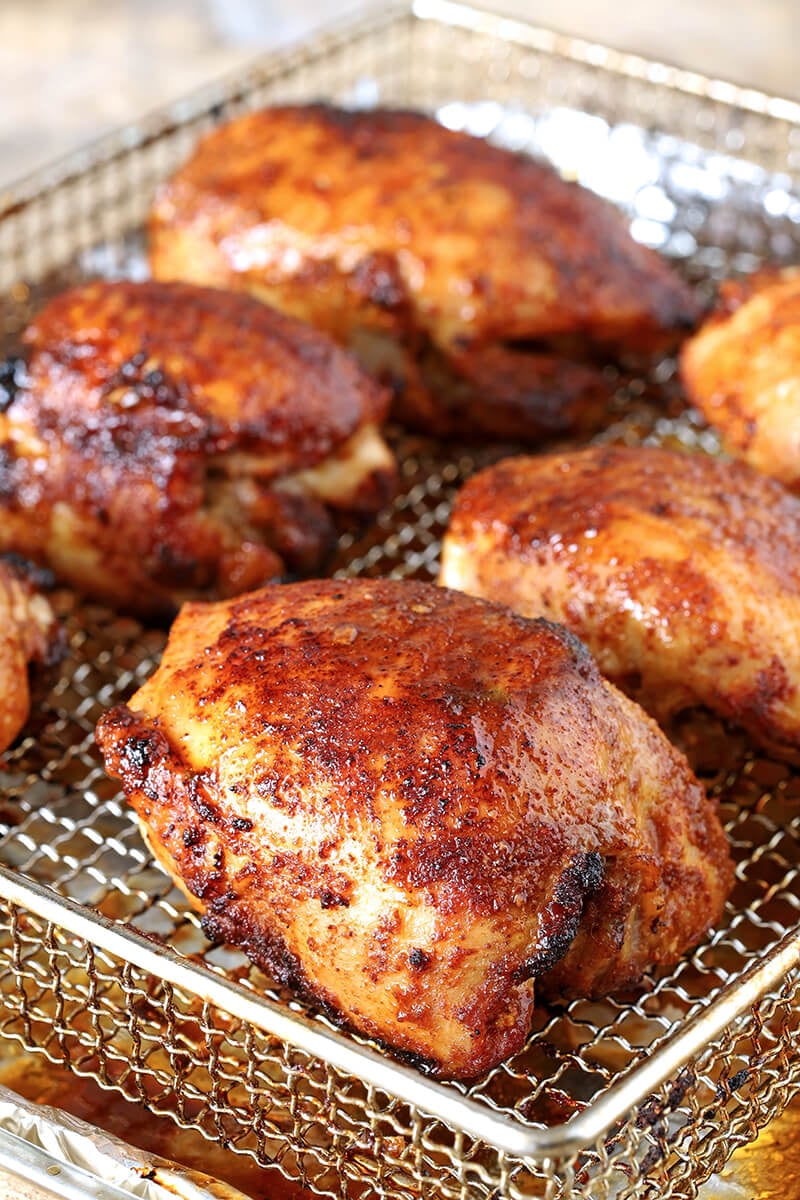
[
  {"x1": 2, "y1": 0, "x2": 800, "y2": 221},
  {"x1": 1, "y1": 863, "x2": 800, "y2": 1162}
]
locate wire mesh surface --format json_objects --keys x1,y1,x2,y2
[{"x1": 2, "y1": 3, "x2": 800, "y2": 1197}]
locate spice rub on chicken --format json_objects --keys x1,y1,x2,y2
[
  {"x1": 0, "y1": 280, "x2": 395, "y2": 616},
  {"x1": 0, "y1": 557, "x2": 60, "y2": 755},
  {"x1": 149, "y1": 104, "x2": 700, "y2": 444},
  {"x1": 440, "y1": 444, "x2": 800, "y2": 756},
  {"x1": 96, "y1": 578, "x2": 731, "y2": 1079},
  {"x1": 681, "y1": 268, "x2": 800, "y2": 488}
]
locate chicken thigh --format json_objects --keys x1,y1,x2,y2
[
  {"x1": 0, "y1": 281, "x2": 395, "y2": 616},
  {"x1": 96, "y1": 579, "x2": 731, "y2": 1079},
  {"x1": 440, "y1": 444, "x2": 800, "y2": 754},
  {"x1": 0, "y1": 557, "x2": 59, "y2": 754},
  {"x1": 150, "y1": 105, "x2": 700, "y2": 443},
  {"x1": 681, "y1": 268, "x2": 800, "y2": 488}
]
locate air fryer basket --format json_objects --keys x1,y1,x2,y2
[{"x1": 2, "y1": 4, "x2": 800, "y2": 1197}]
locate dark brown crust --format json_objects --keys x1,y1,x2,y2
[
  {"x1": 22, "y1": 279, "x2": 389, "y2": 463},
  {"x1": 0, "y1": 281, "x2": 394, "y2": 615},
  {"x1": 441, "y1": 444, "x2": 800, "y2": 753},
  {"x1": 412, "y1": 340, "x2": 618, "y2": 441},
  {"x1": 96, "y1": 578, "x2": 731, "y2": 1079},
  {"x1": 150, "y1": 104, "x2": 700, "y2": 442}
]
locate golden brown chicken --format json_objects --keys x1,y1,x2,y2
[
  {"x1": 440, "y1": 444, "x2": 800, "y2": 755},
  {"x1": 0, "y1": 280, "x2": 395, "y2": 616},
  {"x1": 96, "y1": 578, "x2": 731, "y2": 1079},
  {"x1": 149, "y1": 104, "x2": 700, "y2": 443},
  {"x1": 681, "y1": 268, "x2": 800, "y2": 487},
  {"x1": 0, "y1": 557, "x2": 59, "y2": 754}
]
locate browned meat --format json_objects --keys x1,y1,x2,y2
[
  {"x1": 0, "y1": 558, "x2": 59, "y2": 754},
  {"x1": 96, "y1": 578, "x2": 731, "y2": 1080},
  {"x1": 440, "y1": 444, "x2": 800, "y2": 755},
  {"x1": 681, "y1": 268, "x2": 800, "y2": 487},
  {"x1": 149, "y1": 104, "x2": 700, "y2": 443},
  {"x1": 0, "y1": 281, "x2": 395, "y2": 615}
]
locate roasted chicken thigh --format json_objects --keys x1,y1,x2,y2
[
  {"x1": 440, "y1": 445, "x2": 800, "y2": 754},
  {"x1": 0, "y1": 557, "x2": 59, "y2": 754},
  {"x1": 150, "y1": 104, "x2": 700, "y2": 443},
  {"x1": 0, "y1": 281, "x2": 395, "y2": 615},
  {"x1": 681, "y1": 268, "x2": 800, "y2": 488},
  {"x1": 96, "y1": 579, "x2": 731, "y2": 1079}
]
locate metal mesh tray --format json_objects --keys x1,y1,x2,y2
[{"x1": 3, "y1": 3, "x2": 800, "y2": 1197}]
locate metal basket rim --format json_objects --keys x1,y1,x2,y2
[
  {"x1": 0, "y1": 0, "x2": 412, "y2": 215},
  {"x1": 2, "y1": 853, "x2": 799, "y2": 1160},
  {"x1": 3, "y1": 0, "x2": 800, "y2": 218},
  {"x1": 415, "y1": 0, "x2": 800, "y2": 124}
]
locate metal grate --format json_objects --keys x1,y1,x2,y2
[{"x1": 2, "y1": 3, "x2": 800, "y2": 1196}]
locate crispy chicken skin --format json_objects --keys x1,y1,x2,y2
[
  {"x1": 0, "y1": 558, "x2": 59, "y2": 754},
  {"x1": 149, "y1": 104, "x2": 700, "y2": 442},
  {"x1": 440, "y1": 444, "x2": 800, "y2": 754},
  {"x1": 96, "y1": 579, "x2": 731, "y2": 1079},
  {"x1": 681, "y1": 268, "x2": 800, "y2": 488},
  {"x1": 0, "y1": 280, "x2": 395, "y2": 616}
]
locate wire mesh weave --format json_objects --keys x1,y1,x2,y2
[{"x1": 2, "y1": 3, "x2": 800, "y2": 1196}]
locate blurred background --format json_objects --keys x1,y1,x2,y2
[{"x1": 1, "y1": 0, "x2": 797, "y2": 188}]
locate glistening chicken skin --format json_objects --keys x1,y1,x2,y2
[
  {"x1": 96, "y1": 579, "x2": 732, "y2": 1079},
  {"x1": 0, "y1": 280, "x2": 395, "y2": 616},
  {"x1": 681, "y1": 268, "x2": 800, "y2": 488},
  {"x1": 0, "y1": 558, "x2": 59, "y2": 754},
  {"x1": 440, "y1": 444, "x2": 800, "y2": 755},
  {"x1": 149, "y1": 104, "x2": 700, "y2": 443}
]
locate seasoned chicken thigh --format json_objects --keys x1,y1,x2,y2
[
  {"x1": 0, "y1": 281, "x2": 395, "y2": 616},
  {"x1": 681, "y1": 268, "x2": 800, "y2": 487},
  {"x1": 150, "y1": 105, "x2": 700, "y2": 443},
  {"x1": 441, "y1": 445, "x2": 800, "y2": 754},
  {"x1": 0, "y1": 557, "x2": 59, "y2": 754},
  {"x1": 96, "y1": 579, "x2": 731, "y2": 1079}
]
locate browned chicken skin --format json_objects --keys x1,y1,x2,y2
[
  {"x1": 440, "y1": 445, "x2": 800, "y2": 755},
  {"x1": 150, "y1": 104, "x2": 700, "y2": 442},
  {"x1": 0, "y1": 557, "x2": 59, "y2": 754},
  {"x1": 681, "y1": 268, "x2": 800, "y2": 488},
  {"x1": 0, "y1": 280, "x2": 395, "y2": 616},
  {"x1": 96, "y1": 579, "x2": 731, "y2": 1079}
]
